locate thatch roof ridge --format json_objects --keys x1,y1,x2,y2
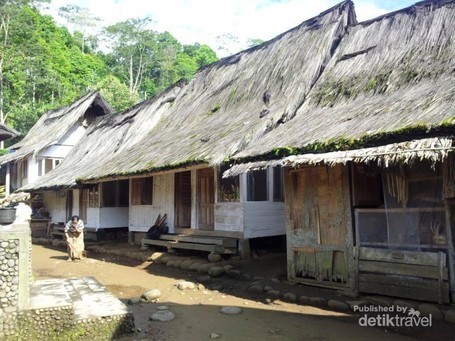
[
  {"x1": 358, "y1": 0, "x2": 455, "y2": 27},
  {"x1": 0, "y1": 91, "x2": 111, "y2": 165},
  {"x1": 234, "y1": 0, "x2": 455, "y2": 162},
  {"x1": 199, "y1": 0, "x2": 357, "y2": 72}
]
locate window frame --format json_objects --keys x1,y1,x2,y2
[{"x1": 131, "y1": 177, "x2": 153, "y2": 205}]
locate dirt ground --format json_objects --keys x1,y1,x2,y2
[{"x1": 31, "y1": 244, "x2": 453, "y2": 341}]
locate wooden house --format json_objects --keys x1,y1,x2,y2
[
  {"x1": 227, "y1": 0, "x2": 455, "y2": 302},
  {"x1": 21, "y1": 1, "x2": 356, "y2": 256}
]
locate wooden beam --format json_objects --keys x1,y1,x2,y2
[
  {"x1": 359, "y1": 260, "x2": 448, "y2": 280},
  {"x1": 80, "y1": 163, "x2": 210, "y2": 184},
  {"x1": 359, "y1": 247, "x2": 442, "y2": 266},
  {"x1": 174, "y1": 227, "x2": 243, "y2": 238}
]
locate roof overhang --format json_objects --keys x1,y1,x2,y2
[{"x1": 224, "y1": 137, "x2": 453, "y2": 177}]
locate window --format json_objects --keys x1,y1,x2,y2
[
  {"x1": 131, "y1": 177, "x2": 153, "y2": 205},
  {"x1": 101, "y1": 180, "x2": 129, "y2": 207},
  {"x1": 88, "y1": 186, "x2": 99, "y2": 207},
  {"x1": 351, "y1": 164, "x2": 383, "y2": 207},
  {"x1": 354, "y1": 162, "x2": 446, "y2": 250},
  {"x1": 219, "y1": 165, "x2": 240, "y2": 202},
  {"x1": 247, "y1": 169, "x2": 268, "y2": 201},
  {"x1": 273, "y1": 167, "x2": 284, "y2": 202},
  {"x1": 44, "y1": 159, "x2": 53, "y2": 174}
]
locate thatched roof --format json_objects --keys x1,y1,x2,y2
[
  {"x1": 0, "y1": 91, "x2": 111, "y2": 165},
  {"x1": 235, "y1": 0, "x2": 455, "y2": 162},
  {"x1": 225, "y1": 137, "x2": 453, "y2": 177},
  {"x1": 68, "y1": 1, "x2": 356, "y2": 182},
  {"x1": 0, "y1": 123, "x2": 19, "y2": 141},
  {"x1": 19, "y1": 82, "x2": 186, "y2": 191}
]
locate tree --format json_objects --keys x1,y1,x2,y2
[
  {"x1": 58, "y1": 4, "x2": 100, "y2": 53},
  {"x1": 96, "y1": 75, "x2": 137, "y2": 112},
  {"x1": 103, "y1": 18, "x2": 156, "y2": 99}
]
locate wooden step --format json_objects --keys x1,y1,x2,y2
[
  {"x1": 159, "y1": 234, "x2": 237, "y2": 247},
  {"x1": 141, "y1": 238, "x2": 237, "y2": 254}
]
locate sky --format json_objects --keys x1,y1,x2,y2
[{"x1": 45, "y1": 0, "x2": 417, "y2": 56}]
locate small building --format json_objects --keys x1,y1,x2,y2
[
  {"x1": 0, "y1": 91, "x2": 111, "y2": 221},
  {"x1": 227, "y1": 0, "x2": 455, "y2": 302}
]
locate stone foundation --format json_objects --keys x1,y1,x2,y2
[
  {"x1": 1, "y1": 306, "x2": 134, "y2": 340},
  {"x1": 0, "y1": 223, "x2": 32, "y2": 314}
]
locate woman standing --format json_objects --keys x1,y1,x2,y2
[{"x1": 64, "y1": 215, "x2": 85, "y2": 261}]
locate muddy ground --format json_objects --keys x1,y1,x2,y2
[{"x1": 31, "y1": 244, "x2": 454, "y2": 340}]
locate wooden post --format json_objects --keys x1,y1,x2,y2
[
  {"x1": 238, "y1": 238, "x2": 251, "y2": 260},
  {"x1": 444, "y1": 201, "x2": 455, "y2": 302},
  {"x1": 5, "y1": 162, "x2": 10, "y2": 196}
]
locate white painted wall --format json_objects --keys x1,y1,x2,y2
[
  {"x1": 86, "y1": 207, "x2": 100, "y2": 229},
  {"x1": 243, "y1": 201, "x2": 286, "y2": 238},
  {"x1": 58, "y1": 123, "x2": 86, "y2": 147},
  {"x1": 42, "y1": 191, "x2": 67, "y2": 224},
  {"x1": 99, "y1": 207, "x2": 129, "y2": 228},
  {"x1": 129, "y1": 173, "x2": 175, "y2": 232},
  {"x1": 128, "y1": 168, "x2": 286, "y2": 239},
  {"x1": 215, "y1": 202, "x2": 244, "y2": 232},
  {"x1": 38, "y1": 145, "x2": 73, "y2": 159}
]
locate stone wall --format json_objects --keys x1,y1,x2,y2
[{"x1": 0, "y1": 223, "x2": 32, "y2": 314}]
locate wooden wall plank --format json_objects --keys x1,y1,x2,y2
[
  {"x1": 359, "y1": 260, "x2": 448, "y2": 280},
  {"x1": 359, "y1": 247, "x2": 441, "y2": 266}
]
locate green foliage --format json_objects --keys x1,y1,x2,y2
[
  {"x1": 247, "y1": 38, "x2": 265, "y2": 48},
  {"x1": 96, "y1": 75, "x2": 138, "y2": 112},
  {"x1": 102, "y1": 21, "x2": 218, "y2": 100},
  {"x1": 0, "y1": 3, "x2": 219, "y2": 139}
]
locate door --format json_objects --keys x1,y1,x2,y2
[
  {"x1": 175, "y1": 171, "x2": 192, "y2": 228},
  {"x1": 289, "y1": 165, "x2": 351, "y2": 287},
  {"x1": 79, "y1": 189, "x2": 88, "y2": 223},
  {"x1": 65, "y1": 190, "x2": 73, "y2": 221},
  {"x1": 198, "y1": 168, "x2": 215, "y2": 230}
]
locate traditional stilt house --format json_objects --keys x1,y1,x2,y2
[
  {"x1": 0, "y1": 92, "x2": 111, "y2": 221},
  {"x1": 22, "y1": 1, "x2": 356, "y2": 256},
  {"x1": 19, "y1": 82, "x2": 186, "y2": 237},
  {"x1": 227, "y1": 0, "x2": 455, "y2": 302}
]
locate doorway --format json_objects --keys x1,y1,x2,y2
[
  {"x1": 175, "y1": 171, "x2": 192, "y2": 228},
  {"x1": 198, "y1": 168, "x2": 215, "y2": 230}
]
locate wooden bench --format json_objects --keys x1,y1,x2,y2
[{"x1": 141, "y1": 233, "x2": 238, "y2": 255}]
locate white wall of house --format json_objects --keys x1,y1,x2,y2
[
  {"x1": 99, "y1": 207, "x2": 129, "y2": 228},
  {"x1": 58, "y1": 123, "x2": 86, "y2": 148},
  {"x1": 27, "y1": 156, "x2": 39, "y2": 185},
  {"x1": 214, "y1": 202, "x2": 244, "y2": 232},
  {"x1": 128, "y1": 166, "x2": 286, "y2": 239},
  {"x1": 8, "y1": 123, "x2": 86, "y2": 191},
  {"x1": 86, "y1": 207, "x2": 100, "y2": 228},
  {"x1": 243, "y1": 201, "x2": 286, "y2": 238},
  {"x1": 42, "y1": 191, "x2": 67, "y2": 223},
  {"x1": 86, "y1": 207, "x2": 129, "y2": 230},
  {"x1": 39, "y1": 145, "x2": 73, "y2": 159},
  {"x1": 129, "y1": 173, "x2": 175, "y2": 232}
]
